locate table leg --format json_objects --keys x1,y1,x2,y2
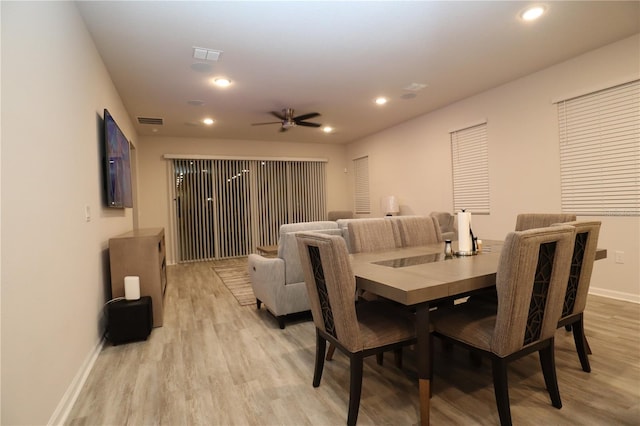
[{"x1": 415, "y1": 303, "x2": 431, "y2": 425}]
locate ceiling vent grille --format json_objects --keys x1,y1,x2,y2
[{"x1": 137, "y1": 117, "x2": 164, "y2": 125}]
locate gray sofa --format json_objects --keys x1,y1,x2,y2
[
  {"x1": 248, "y1": 221, "x2": 342, "y2": 328},
  {"x1": 248, "y1": 216, "x2": 445, "y2": 328}
]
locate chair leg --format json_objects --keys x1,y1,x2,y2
[
  {"x1": 571, "y1": 317, "x2": 592, "y2": 372},
  {"x1": 256, "y1": 299, "x2": 261, "y2": 309},
  {"x1": 348, "y1": 355, "x2": 364, "y2": 426},
  {"x1": 539, "y1": 341, "x2": 562, "y2": 409},
  {"x1": 376, "y1": 353, "x2": 384, "y2": 365},
  {"x1": 313, "y1": 330, "x2": 326, "y2": 387},
  {"x1": 469, "y1": 351, "x2": 482, "y2": 367},
  {"x1": 326, "y1": 344, "x2": 336, "y2": 361},
  {"x1": 491, "y1": 357, "x2": 512, "y2": 426},
  {"x1": 277, "y1": 316, "x2": 285, "y2": 329},
  {"x1": 394, "y1": 348, "x2": 403, "y2": 369}
]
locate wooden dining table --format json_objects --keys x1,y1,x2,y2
[{"x1": 349, "y1": 240, "x2": 606, "y2": 425}]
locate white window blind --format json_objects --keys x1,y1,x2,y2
[
  {"x1": 558, "y1": 79, "x2": 640, "y2": 216},
  {"x1": 451, "y1": 122, "x2": 490, "y2": 214},
  {"x1": 354, "y1": 156, "x2": 370, "y2": 214}
]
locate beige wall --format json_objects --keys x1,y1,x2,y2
[
  {"x1": 346, "y1": 34, "x2": 640, "y2": 302},
  {"x1": 1, "y1": 3, "x2": 637, "y2": 424},
  {"x1": 1, "y1": 3, "x2": 135, "y2": 424},
  {"x1": 136, "y1": 136, "x2": 348, "y2": 263}
]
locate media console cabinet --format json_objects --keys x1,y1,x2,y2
[{"x1": 109, "y1": 228, "x2": 167, "y2": 327}]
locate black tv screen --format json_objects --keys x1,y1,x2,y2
[{"x1": 103, "y1": 108, "x2": 133, "y2": 208}]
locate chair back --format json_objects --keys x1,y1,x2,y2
[
  {"x1": 430, "y1": 212, "x2": 457, "y2": 233},
  {"x1": 347, "y1": 218, "x2": 399, "y2": 253},
  {"x1": 514, "y1": 213, "x2": 576, "y2": 231},
  {"x1": 557, "y1": 221, "x2": 601, "y2": 319},
  {"x1": 491, "y1": 225, "x2": 575, "y2": 357},
  {"x1": 390, "y1": 216, "x2": 443, "y2": 247},
  {"x1": 296, "y1": 232, "x2": 362, "y2": 352}
]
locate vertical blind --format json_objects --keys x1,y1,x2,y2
[
  {"x1": 450, "y1": 122, "x2": 490, "y2": 214},
  {"x1": 354, "y1": 156, "x2": 370, "y2": 214},
  {"x1": 557, "y1": 79, "x2": 640, "y2": 216},
  {"x1": 171, "y1": 159, "x2": 326, "y2": 261}
]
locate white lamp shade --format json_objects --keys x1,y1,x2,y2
[{"x1": 381, "y1": 195, "x2": 399, "y2": 215}]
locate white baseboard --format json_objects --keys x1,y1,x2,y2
[
  {"x1": 589, "y1": 287, "x2": 640, "y2": 304},
  {"x1": 47, "y1": 337, "x2": 105, "y2": 426}
]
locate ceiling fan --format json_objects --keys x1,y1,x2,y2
[{"x1": 252, "y1": 108, "x2": 321, "y2": 132}]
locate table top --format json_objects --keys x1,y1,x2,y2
[{"x1": 351, "y1": 240, "x2": 606, "y2": 307}]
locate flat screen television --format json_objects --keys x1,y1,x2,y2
[{"x1": 103, "y1": 108, "x2": 133, "y2": 208}]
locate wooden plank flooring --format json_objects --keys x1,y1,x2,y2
[{"x1": 67, "y1": 261, "x2": 640, "y2": 425}]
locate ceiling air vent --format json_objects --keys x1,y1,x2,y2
[{"x1": 137, "y1": 117, "x2": 164, "y2": 125}]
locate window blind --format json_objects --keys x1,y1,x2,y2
[
  {"x1": 450, "y1": 122, "x2": 490, "y2": 214},
  {"x1": 558, "y1": 79, "x2": 639, "y2": 216},
  {"x1": 354, "y1": 156, "x2": 370, "y2": 214}
]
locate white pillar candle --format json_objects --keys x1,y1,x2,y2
[{"x1": 124, "y1": 276, "x2": 141, "y2": 300}]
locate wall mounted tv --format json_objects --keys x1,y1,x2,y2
[{"x1": 103, "y1": 108, "x2": 133, "y2": 208}]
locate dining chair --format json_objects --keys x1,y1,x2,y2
[
  {"x1": 327, "y1": 218, "x2": 400, "y2": 362},
  {"x1": 389, "y1": 216, "x2": 443, "y2": 247},
  {"x1": 514, "y1": 213, "x2": 576, "y2": 231},
  {"x1": 347, "y1": 218, "x2": 400, "y2": 252},
  {"x1": 296, "y1": 232, "x2": 416, "y2": 426},
  {"x1": 432, "y1": 225, "x2": 575, "y2": 426},
  {"x1": 554, "y1": 220, "x2": 601, "y2": 372},
  {"x1": 472, "y1": 212, "x2": 578, "y2": 305}
]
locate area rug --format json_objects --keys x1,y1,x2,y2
[{"x1": 211, "y1": 257, "x2": 255, "y2": 306}]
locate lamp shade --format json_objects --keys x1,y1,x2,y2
[{"x1": 381, "y1": 195, "x2": 399, "y2": 216}]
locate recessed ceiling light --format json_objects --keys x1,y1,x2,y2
[
  {"x1": 520, "y1": 5, "x2": 546, "y2": 21},
  {"x1": 323, "y1": 126, "x2": 333, "y2": 133},
  {"x1": 213, "y1": 78, "x2": 232, "y2": 87},
  {"x1": 375, "y1": 97, "x2": 388, "y2": 105},
  {"x1": 203, "y1": 118, "x2": 215, "y2": 125}
]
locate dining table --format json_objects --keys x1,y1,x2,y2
[{"x1": 349, "y1": 240, "x2": 607, "y2": 425}]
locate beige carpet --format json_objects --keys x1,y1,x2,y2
[{"x1": 211, "y1": 257, "x2": 255, "y2": 306}]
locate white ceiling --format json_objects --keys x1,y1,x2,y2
[{"x1": 77, "y1": 1, "x2": 640, "y2": 145}]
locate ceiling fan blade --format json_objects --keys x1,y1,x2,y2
[
  {"x1": 293, "y1": 112, "x2": 320, "y2": 121},
  {"x1": 270, "y1": 111, "x2": 286, "y2": 120},
  {"x1": 252, "y1": 121, "x2": 282, "y2": 126},
  {"x1": 297, "y1": 121, "x2": 322, "y2": 128}
]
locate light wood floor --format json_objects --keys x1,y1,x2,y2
[{"x1": 67, "y1": 261, "x2": 640, "y2": 425}]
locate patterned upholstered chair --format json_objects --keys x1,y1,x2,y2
[
  {"x1": 326, "y1": 218, "x2": 401, "y2": 361},
  {"x1": 296, "y1": 232, "x2": 416, "y2": 426},
  {"x1": 515, "y1": 213, "x2": 577, "y2": 231},
  {"x1": 433, "y1": 225, "x2": 575, "y2": 426},
  {"x1": 554, "y1": 220, "x2": 601, "y2": 372},
  {"x1": 389, "y1": 215, "x2": 443, "y2": 247}
]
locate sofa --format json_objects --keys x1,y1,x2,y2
[
  {"x1": 248, "y1": 221, "x2": 342, "y2": 328},
  {"x1": 248, "y1": 216, "x2": 446, "y2": 328}
]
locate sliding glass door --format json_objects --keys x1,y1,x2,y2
[{"x1": 171, "y1": 158, "x2": 326, "y2": 261}]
